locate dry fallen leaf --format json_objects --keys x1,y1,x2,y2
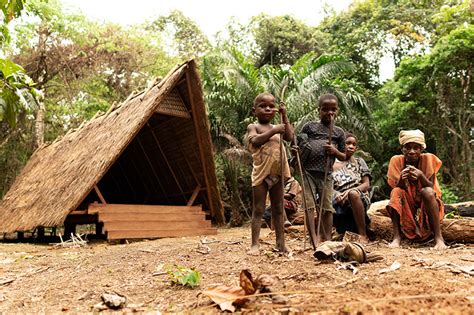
[
  {"x1": 240, "y1": 270, "x2": 256, "y2": 295},
  {"x1": 201, "y1": 285, "x2": 248, "y2": 312}
]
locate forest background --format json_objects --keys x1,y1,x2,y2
[{"x1": 1, "y1": 0, "x2": 472, "y2": 225}]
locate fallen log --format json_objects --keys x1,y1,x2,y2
[
  {"x1": 368, "y1": 200, "x2": 474, "y2": 218},
  {"x1": 369, "y1": 214, "x2": 474, "y2": 243},
  {"x1": 444, "y1": 201, "x2": 474, "y2": 217}
]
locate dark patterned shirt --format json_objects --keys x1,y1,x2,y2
[{"x1": 298, "y1": 121, "x2": 345, "y2": 174}]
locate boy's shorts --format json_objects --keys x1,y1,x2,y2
[{"x1": 302, "y1": 171, "x2": 335, "y2": 213}]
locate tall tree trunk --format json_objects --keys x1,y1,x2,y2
[
  {"x1": 460, "y1": 66, "x2": 473, "y2": 197},
  {"x1": 34, "y1": 101, "x2": 45, "y2": 149}
]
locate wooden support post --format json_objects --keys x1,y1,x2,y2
[
  {"x1": 184, "y1": 71, "x2": 224, "y2": 223},
  {"x1": 185, "y1": 72, "x2": 211, "y2": 200},
  {"x1": 159, "y1": 187, "x2": 206, "y2": 199},
  {"x1": 187, "y1": 185, "x2": 201, "y2": 206},
  {"x1": 94, "y1": 185, "x2": 107, "y2": 205}
]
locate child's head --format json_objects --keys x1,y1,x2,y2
[
  {"x1": 253, "y1": 92, "x2": 277, "y2": 124},
  {"x1": 318, "y1": 94, "x2": 338, "y2": 126},
  {"x1": 399, "y1": 129, "x2": 426, "y2": 164},
  {"x1": 345, "y1": 132, "x2": 358, "y2": 158}
]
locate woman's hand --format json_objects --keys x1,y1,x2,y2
[
  {"x1": 400, "y1": 167, "x2": 410, "y2": 181},
  {"x1": 407, "y1": 166, "x2": 423, "y2": 181}
]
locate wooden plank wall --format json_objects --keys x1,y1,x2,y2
[{"x1": 89, "y1": 204, "x2": 216, "y2": 240}]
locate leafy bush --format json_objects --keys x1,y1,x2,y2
[{"x1": 440, "y1": 183, "x2": 459, "y2": 204}]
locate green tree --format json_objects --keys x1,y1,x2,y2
[
  {"x1": 319, "y1": 0, "x2": 470, "y2": 88},
  {"x1": 0, "y1": 0, "x2": 39, "y2": 129},
  {"x1": 376, "y1": 24, "x2": 473, "y2": 198},
  {"x1": 11, "y1": 0, "x2": 176, "y2": 137},
  {"x1": 1, "y1": 0, "x2": 177, "y2": 195},
  {"x1": 250, "y1": 14, "x2": 328, "y2": 67},
  {"x1": 150, "y1": 10, "x2": 211, "y2": 60}
]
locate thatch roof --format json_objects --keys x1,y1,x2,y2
[{"x1": 0, "y1": 60, "x2": 224, "y2": 233}]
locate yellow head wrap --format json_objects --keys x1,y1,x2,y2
[{"x1": 399, "y1": 129, "x2": 426, "y2": 150}]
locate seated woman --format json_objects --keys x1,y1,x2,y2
[
  {"x1": 386, "y1": 129, "x2": 446, "y2": 250},
  {"x1": 332, "y1": 133, "x2": 372, "y2": 243}
]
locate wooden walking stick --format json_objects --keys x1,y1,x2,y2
[
  {"x1": 280, "y1": 85, "x2": 318, "y2": 250},
  {"x1": 316, "y1": 116, "x2": 334, "y2": 243},
  {"x1": 279, "y1": 86, "x2": 289, "y2": 229}
]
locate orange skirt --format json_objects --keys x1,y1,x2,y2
[{"x1": 388, "y1": 187, "x2": 443, "y2": 240}]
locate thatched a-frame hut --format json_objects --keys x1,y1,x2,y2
[{"x1": 0, "y1": 60, "x2": 224, "y2": 240}]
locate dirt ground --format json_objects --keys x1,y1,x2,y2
[{"x1": 0, "y1": 225, "x2": 473, "y2": 314}]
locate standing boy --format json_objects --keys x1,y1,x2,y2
[
  {"x1": 246, "y1": 92, "x2": 294, "y2": 255},
  {"x1": 386, "y1": 129, "x2": 446, "y2": 250},
  {"x1": 297, "y1": 94, "x2": 346, "y2": 243}
]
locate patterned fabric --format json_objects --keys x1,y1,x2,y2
[
  {"x1": 333, "y1": 191, "x2": 371, "y2": 234},
  {"x1": 332, "y1": 157, "x2": 372, "y2": 234},
  {"x1": 332, "y1": 157, "x2": 372, "y2": 193},
  {"x1": 298, "y1": 121, "x2": 345, "y2": 174},
  {"x1": 386, "y1": 153, "x2": 444, "y2": 240},
  {"x1": 247, "y1": 132, "x2": 291, "y2": 187}
]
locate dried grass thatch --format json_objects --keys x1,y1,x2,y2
[{"x1": 0, "y1": 60, "x2": 224, "y2": 233}]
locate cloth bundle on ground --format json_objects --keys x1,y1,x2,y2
[{"x1": 313, "y1": 241, "x2": 383, "y2": 263}]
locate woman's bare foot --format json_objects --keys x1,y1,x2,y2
[
  {"x1": 433, "y1": 238, "x2": 447, "y2": 250},
  {"x1": 247, "y1": 245, "x2": 260, "y2": 256},
  {"x1": 388, "y1": 237, "x2": 401, "y2": 248}
]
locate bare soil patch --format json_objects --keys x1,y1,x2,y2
[{"x1": 0, "y1": 226, "x2": 473, "y2": 313}]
